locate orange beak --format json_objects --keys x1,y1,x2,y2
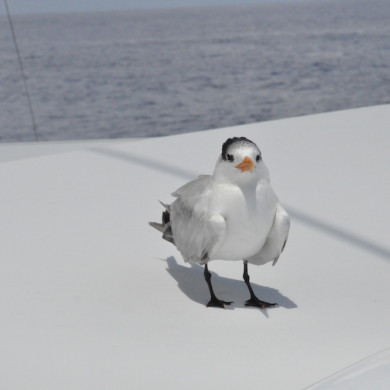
[{"x1": 235, "y1": 156, "x2": 255, "y2": 172}]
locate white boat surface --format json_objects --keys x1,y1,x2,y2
[{"x1": 1, "y1": 105, "x2": 389, "y2": 389}]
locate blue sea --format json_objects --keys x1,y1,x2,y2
[{"x1": 1, "y1": 0, "x2": 389, "y2": 142}]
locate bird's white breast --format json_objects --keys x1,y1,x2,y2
[{"x1": 209, "y1": 180, "x2": 277, "y2": 261}]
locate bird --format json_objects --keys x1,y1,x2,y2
[{"x1": 149, "y1": 136, "x2": 290, "y2": 309}]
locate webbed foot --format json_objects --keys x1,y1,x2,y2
[
  {"x1": 206, "y1": 297, "x2": 233, "y2": 308},
  {"x1": 245, "y1": 297, "x2": 277, "y2": 309}
]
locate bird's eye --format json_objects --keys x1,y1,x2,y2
[
  {"x1": 256, "y1": 154, "x2": 261, "y2": 162},
  {"x1": 227, "y1": 154, "x2": 234, "y2": 162}
]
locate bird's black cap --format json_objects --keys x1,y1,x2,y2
[{"x1": 221, "y1": 137, "x2": 257, "y2": 161}]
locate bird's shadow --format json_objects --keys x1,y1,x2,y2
[{"x1": 164, "y1": 256, "x2": 297, "y2": 314}]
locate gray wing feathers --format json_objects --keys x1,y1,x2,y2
[
  {"x1": 246, "y1": 203, "x2": 290, "y2": 266},
  {"x1": 172, "y1": 175, "x2": 211, "y2": 199},
  {"x1": 170, "y1": 175, "x2": 226, "y2": 264}
]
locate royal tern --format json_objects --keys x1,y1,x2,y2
[{"x1": 150, "y1": 137, "x2": 290, "y2": 309}]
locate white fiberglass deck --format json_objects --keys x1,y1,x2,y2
[{"x1": 1, "y1": 106, "x2": 389, "y2": 389}]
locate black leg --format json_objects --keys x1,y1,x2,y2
[
  {"x1": 243, "y1": 261, "x2": 277, "y2": 309},
  {"x1": 204, "y1": 263, "x2": 232, "y2": 308}
]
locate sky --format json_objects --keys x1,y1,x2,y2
[{"x1": 1, "y1": 0, "x2": 299, "y2": 15}]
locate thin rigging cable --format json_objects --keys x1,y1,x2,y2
[{"x1": 4, "y1": 0, "x2": 39, "y2": 141}]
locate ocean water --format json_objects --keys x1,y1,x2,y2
[{"x1": 1, "y1": 0, "x2": 389, "y2": 142}]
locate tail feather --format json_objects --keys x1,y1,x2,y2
[
  {"x1": 159, "y1": 201, "x2": 170, "y2": 211},
  {"x1": 149, "y1": 201, "x2": 175, "y2": 245},
  {"x1": 162, "y1": 210, "x2": 170, "y2": 225},
  {"x1": 148, "y1": 222, "x2": 164, "y2": 233}
]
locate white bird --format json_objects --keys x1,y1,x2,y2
[{"x1": 150, "y1": 137, "x2": 290, "y2": 309}]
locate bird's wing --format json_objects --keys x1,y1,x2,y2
[
  {"x1": 170, "y1": 175, "x2": 226, "y2": 264},
  {"x1": 246, "y1": 202, "x2": 290, "y2": 266},
  {"x1": 172, "y1": 175, "x2": 210, "y2": 198}
]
